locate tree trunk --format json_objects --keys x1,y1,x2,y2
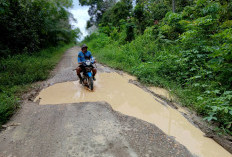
[{"x1": 172, "y1": 0, "x2": 175, "y2": 13}]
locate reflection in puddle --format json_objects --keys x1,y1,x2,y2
[{"x1": 35, "y1": 73, "x2": 231, "y2": 157}]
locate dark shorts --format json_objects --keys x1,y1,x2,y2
[{"x1": 78, "y1": 64, "x2": 94, "y2": 71}]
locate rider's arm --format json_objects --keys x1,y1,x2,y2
[
  {"x1": 78, "y1": 53, "x2": 82, "y2": 64},
  {"x1": 89, "y1": 51, "x2": 95, "y2": 63}
]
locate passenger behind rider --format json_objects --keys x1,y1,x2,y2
[{"x1": 76, "y1": 44, "x2": 97, "y2": 84}]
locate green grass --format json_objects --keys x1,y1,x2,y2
[
  {"x1": 0, "y1": 44, "x2": 74, "y2": 126},
  {"x1": 83, "y1": 31, "x2": 232, "y2": 135}
]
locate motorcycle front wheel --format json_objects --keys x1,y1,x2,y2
[{"x1": 88, "y1": 77, "x2": 94, "y2": 90}]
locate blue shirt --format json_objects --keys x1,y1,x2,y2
[{"x1": 77, "y1": 51, "x2": 94, "y2": 63}]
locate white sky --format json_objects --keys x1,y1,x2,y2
[{"x1": 69, "y1": 0, "x2": 90, "y2": 40}]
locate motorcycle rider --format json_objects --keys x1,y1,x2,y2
[{"x1": 76, "y1": 44, "x2": 97, "y2": 84}]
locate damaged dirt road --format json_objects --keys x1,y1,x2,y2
[{"x1": 0, "y1": 47, "x2": 231, "y2": 157}]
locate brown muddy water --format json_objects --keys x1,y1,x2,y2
[{"x1": 35, "y1": 72, "x2": 231, "y2": 157}]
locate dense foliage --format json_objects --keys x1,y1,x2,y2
[
  {"x1": 0, "y1": 0, "x2": 80, "y2": 57},
  {"x1": 0, "y1": 0, "x2": 80, "y2": 125},
  {"x1": 79, "y1": 0, "x2": 117, "y2": 28},
  {"x1": 83, "y1": 0, "x2": 232, "y2": 134}
]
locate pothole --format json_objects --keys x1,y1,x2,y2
[{"x1": 35, "y1": 72, "x2": 231, "y2": 157}]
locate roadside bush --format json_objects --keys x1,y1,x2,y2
[
  {"x1": 82, "y1": 0, "x2": 232, "y2": 134},
  {"x1": 0, "y1": 44, "x2": 73, "y2": 126}
]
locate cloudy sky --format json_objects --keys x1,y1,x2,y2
[{"x1": 69, "y1": 0, "x2": 90, "y2": 40}]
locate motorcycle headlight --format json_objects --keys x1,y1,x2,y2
[{"x1": 86, "y1": 60, "x2": 91, "y2": 66}]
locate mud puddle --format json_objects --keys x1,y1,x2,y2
[{"x1": 35, "y1": 72, "x2": 231, "y2": 157}]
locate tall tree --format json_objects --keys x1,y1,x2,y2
[
  {"x1": 0, "y1": 0, "x2": 80, "y2": 57},
  {"x1": 79, "y1": 0, "x2": 117, "y2": 27},
  {"x1": 100, "y1": 0, "x2": 133, "y2": 27}
]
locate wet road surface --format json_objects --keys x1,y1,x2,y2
[{"x1": 0, "y1": 47, "x2": 231, "y2": 157}]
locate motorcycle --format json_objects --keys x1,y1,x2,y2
[{"x1": 80, "y1": 59, "x2": 95, "y2": 90}]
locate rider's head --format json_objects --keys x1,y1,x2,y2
[{"x1": 81, "y1": 44, "x2": 88, "y2": 53}]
